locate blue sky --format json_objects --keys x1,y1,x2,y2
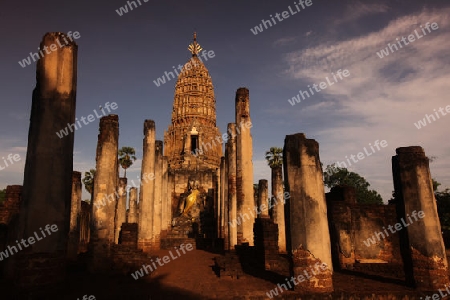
[{"x1": 1, "y1": 0, "x2": 449, "y2": 202}]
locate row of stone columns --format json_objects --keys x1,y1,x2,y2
[{"x1": 10, "y1": 32, "x2": 450, "y2": 293}]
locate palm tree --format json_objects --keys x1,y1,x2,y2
[
  {"x1": 118, "y1": 146, "x2": 137, "y2": 178},
  {"x1": 82, "y1": 169, "x2": 96, "y2": 195},
  {"x1": 265, "y1": 147, "x2": 283, "y2": 168}
]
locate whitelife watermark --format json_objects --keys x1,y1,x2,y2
[
  {"x1": 287, "y1": 69, "x2": 350, "y2": 106},
  {"x1": 131, "y1": 243, "x2": 194, "y2": 280},
  {"x1": 55, "y1": 102, "x2": 118, "y2": 139},
  {"x1": 414, "y1": 105, "x2": 450, "y2": 129},
  {"x1": 376, "y1": 22, "x2": 439, "y2": 59},
  {"x1": 77, "y1": 296, "x2": 95, "y2": 300},
  {"x1": 363, "y1": 210, "x2": 425, "y2": 247},
  {"x1": 115, "y1": 0, "x2": 149, "y2": 16},
  {"x1": 94, "y1": 172, "x2": 155, "y2": 210},
  {"x1": 18, "y1": 31, "x2": 81, "y2": 68},
  {"x1": 266, "y1": 262, "x2": 329, "y2": 298},
  {"x1": 228, "y1": 191, "x2": 290, "y2": 228},
  {"x1": 191, "y1": 120, "x2": 252, "y2": 157},
  {"x1": 250, "y1": 0, "x2": 313, "y2": 35},
  {"x1": 153, "y1": 50, "x2": 216, "y2": 87},
  {"x1": 0, "y1": 154, "x2": 21, "y2": 171},
  {"x1": 421, "y1": 285, "x2": 450, "y2": 300},
  {"x1": 323, "y1": 140, "x2": 388, "y2": 175},
  {"x1": 0, "y1": 224, "x2": 58, "y2": 261}
]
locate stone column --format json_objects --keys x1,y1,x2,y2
[
  {"x1": 90, "y1": 115, "x2": 119, "y2": 272},
  {"x1": 161, "y1": 156, "x2": 170, "y2": 233},
  {"x1": 152, "y1": 141, "x2": 163, "y2": 250},
  {"x1": 219, "y1": 157, "x2": 226, "y2": 240},
  {"x1": 216, "y1": 162, "x2": 222, "y2": 239},
  {"x1": 271, "y1": 166, "x2": 286, "y2": 253},
  {"x1": 283, "y1": 133, "x2": 333, "y2": 293},
  {"x1": 79, "y1": 201, "x2": 90, "y2": 253},
  {"x1": 227, "y1": 123, "x2": 237, "y2": 250},
  {"x1": 257, "y1": 179, "x2": 269, "y2": 218},
  {"x1": 235, "y1": 88, "x2": 254, "y2": 246},
  {"x1": 1, "y1": 185, "x2": 22, "y2": 280},
  {"x1": 1, "y1": 185, "x2": 22, "y2": 225},
  {"x1": 392, "y1": 146, "x2": 449, "y2": 290},
  {"x1": 114, "y1": 178, "x2": 127, "y2": 244},
  {"x1": 68, "y1": 171, "x2": 82, "y2": 260},
  {"x1": 127, "y1": 187, "x2": 138, "y2": 223},
  {"x1": 16, "y1": 32, "x2": 77, "y2": 287},
  {"x1": 138, "y1": 120, "x2": 155, "y2": 252}
]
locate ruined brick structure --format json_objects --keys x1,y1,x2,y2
[
  {"x1": 1, "y1": 32, "x2": 449, "y2": 298},
  {"x1": 327, "y1": 186, "x2": 404, "y2": 278}
]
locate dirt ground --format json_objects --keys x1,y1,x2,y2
[{"x1": 1, "y1": 249, "x2": 447, "y2": 300}]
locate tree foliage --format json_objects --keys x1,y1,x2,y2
[
  {"x1": 436, "y1": 188, "x2": 450, "y2": 232},
  {"x1": 265, "y1": 147, "x2": 283, "y2": 168},
  {"x1": 82, "y1": 169, "x2": 96, "y2": 195},
  {"x1": 323, "y1": 164, "x2": 383, "y2": 204},
  {"x1": 118, "y1": 146, "x2": 137, "y2": 178}
]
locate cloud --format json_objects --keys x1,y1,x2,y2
[
  {"x1": 279, "y1": 7, "x2": 450, "y2": 201},
  {"x1": 273, "y1": 36, "x2": 297, "y2": 47},
  {"x1": 334, "y1": 1, "x2": 389, "y2": 26}
]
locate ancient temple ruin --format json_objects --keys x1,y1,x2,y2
[{"x1": 0, "y1": 32, "x2": 449, "y2": 298}]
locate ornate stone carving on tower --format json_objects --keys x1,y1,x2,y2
[
  {"x1": 164, "y1": 33, "x2": 222, "y2": 171},
  {"x1": 161, "y1": 33, "x2": 221, "y2": 248}
]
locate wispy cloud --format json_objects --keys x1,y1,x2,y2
[
  {"x1": 334, "y1": 1, "x2": 389, "y2": 26},
  {"x1": 278, "y1": 7, "x2": 450, "y2": 201},
  {"x1": 273, "y1": 36, "x2": 297, "y2": 47}
]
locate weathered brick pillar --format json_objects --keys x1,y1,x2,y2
[
  {"x1": 257, "y1": 179, "x2": 269, "y2": 218},
  {"x1": 1, "y1": 185, "x2": 22, "y2": 280},
  {"x1": 16, "y1": 32, "x2": 77, "y2": 287},
  {"x1": 216, "y1": 162, "x2": 222, "y2": 239},
  {"x1": 0, "y1": 185, "x2": 22, "y2": 225},
  {"x1": 79, "y1": 201, "x2": 90, "y2": 253},
  {"x1": 220, "y1": 157, "x2": 227, "y2": 241},
  {"x1": 138, "y1": 120, "x2": 156, "y2": 252},
  {"x1": 161, "y1": 156, "x2": 169, "y2": 234},
  {"x1": 127, "y1": 187, "x2": 138, "y2": 223},
  {"x1": 235, "y1": 88, "x2": 254, "y2": 246},
  {"x1": 68, "y1": 171, "x2": 82, "y2": 260},
  {"x1": 326, "y1": 185, "x2": 357, "y2": 270},
  {"x1": 392, "y1": 146, "x2": 449, "y2": 290},
  {"x1": 152, "y1": 140, "x2": 163, "y2": 250},
  {"x1": 271, "y1": 166, "x2": 286, "y2": 253},
  {"x1": 254, "y1": 217, "x2": 279, "y2": 271},
  {"x1": 283, "y1": 133, "x2": 333, "y2": 293},
  {"x1": 227, "y1": 123, "x2": 237, "y2": 249},
  {"x1": 90, "y1": 115, "x2": 119, "y2": 272},
  {"x1": 114, "y1": 178, "x2": 127, "y2": 244}
]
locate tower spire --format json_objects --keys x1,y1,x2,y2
[{"x1": 188, "y1": 32, "x2": 202, "y2": 57}]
